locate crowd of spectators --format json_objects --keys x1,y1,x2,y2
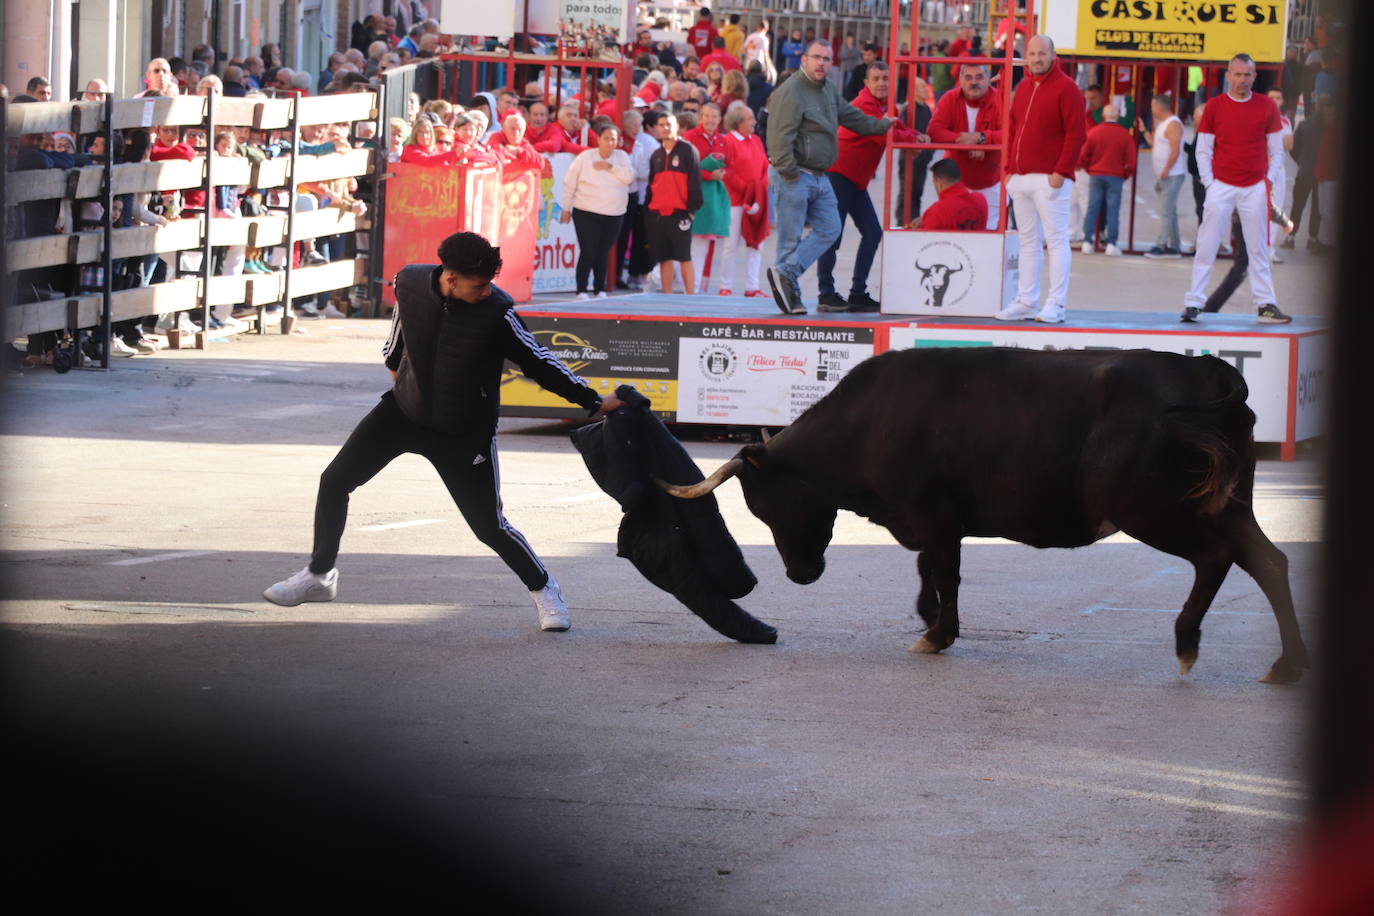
[
  {"x1": 3, "y1": 3, "x2": 1345, "y2": 363},
  {"x1": 1, "y1": 10, "x2": 415, "y2": 366}
]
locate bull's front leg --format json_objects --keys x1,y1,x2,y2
[
  {"x1": 915, "y1": 551, "x2": 939, "y2": 630},
  {"x1": 911, "y1": 541, "x2": 961, "y2": 654}
]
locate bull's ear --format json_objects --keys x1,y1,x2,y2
[{"x1": 739, "y1": 443, "x2": 768, "y2": 471}]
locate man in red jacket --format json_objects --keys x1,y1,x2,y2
[
  {"x1": 1077, "y1": 104, "x2": 1136, "y2": 256},
  {"x1": 816, "y1": 61, "x2": 924, "y2": 312},
  {"x1": 997, "y1": 35, "x2": 1086, "y2": 325},
  {"x1": 913, "y1": 159, "x2": 988, "y2": 230},
  {"x1": 927, "y1": 63, "x2": 1003, "y2": 229}
]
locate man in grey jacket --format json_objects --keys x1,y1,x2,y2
[{"x1": 765, "y1": 40, "x2": 893, "y2": 314}]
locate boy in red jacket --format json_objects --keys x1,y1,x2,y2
[
  {"x1": 913, "y1": 159, "x2": 988, "y2": 230},
  {"x1": 1077, "y1": 105, "x2": 1136, "y2": 256},
  {"x1": 997, "y1": 35, "x2": 1086, "y2": 325}
]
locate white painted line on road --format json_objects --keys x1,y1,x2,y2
[
  {"x1": 1079, "y1": 604, "x2": 1266, "y2": 617},
  {"x1": 107, "y1": 549, "x2": 217, "y2": 566},
  {"x1": 360, "y1": 518, "x2": 443, "y2": 531},
  {"x1": 990, "y1": 771, "x2": 1302, "y2": 823}
]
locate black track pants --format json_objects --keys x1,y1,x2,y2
[
  {"x1": 572, "y1": 208, "x2": 623, "y2": 293},
  {"x1": 309, "y1": 393, "x2": 549, "y2": 590}
]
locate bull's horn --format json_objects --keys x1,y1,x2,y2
[
  {"x1": 760, "y1": 427, "x2": 772, "y2": 443},
  {"x1": 652, "y1": 458, "x2": 745, "y2": 499}
]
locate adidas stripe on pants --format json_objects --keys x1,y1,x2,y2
[{"x1": 308, "y1": 392, "x2": 549, "y2": 590}]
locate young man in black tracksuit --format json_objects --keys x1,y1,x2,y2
[{"x1": 264, "y1": 232, "x2": 621, "y2": 630}]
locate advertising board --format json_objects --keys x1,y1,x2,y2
[
  {"x1": 1055, "y1": 0, "x2": 1287, "y2": 63},
  {"x1": 881, "y1": 230, "x2": 1017, "y2": 317}
]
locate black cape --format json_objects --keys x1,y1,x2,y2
[{"x1": 570, "y1": 386, "x2": 777, "y2": 644}]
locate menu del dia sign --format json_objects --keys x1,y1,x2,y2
[{"x1": 1067, "y1": 1, "x2": 1287, "y2": 63}]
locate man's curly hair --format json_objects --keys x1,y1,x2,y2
[{"x1": 437, "y1": 231, "x2": 502, "y2": 279}]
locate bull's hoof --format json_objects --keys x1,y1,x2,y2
[
  {"x1": 1260, "y1": 658, "x2": 1306, "y2": 685},
  {"x1": 910, "y1": 636, "x2": 943, "y2": 654},
  {"x1": 1177, "y1": 648, "x2": 1198, "y2": 676}
]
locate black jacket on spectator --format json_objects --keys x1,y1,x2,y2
[
  {"x1": 746, "y1": 72, "x2": 771, "y2": 117},
  {"x1": 570, "y1": 386, "x2": 777, "y2": 644}
]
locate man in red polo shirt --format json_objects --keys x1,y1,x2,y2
[
  {"x1": 913, "y1": 159, "x2": 987, "y2": 230},
  {"x1": 1180, "y1": 53, "x2": 1290, "y2": 323},
  {"x1": 997, "y1": 35, "x2": 1086, "y2": 325},
  {"x1": 928, "y1": 62, "x2": 1003, "y2": 229}
]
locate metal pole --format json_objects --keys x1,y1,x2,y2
[
  {"x1": 100, "y1": 93, "x2": 114, "y2": 369},
  {"x1": 199, "y1": 90, "x2": 214, "y2": 348},
  {"x1": 282, "y1": 95, "x2": 299, "y2": 335}
]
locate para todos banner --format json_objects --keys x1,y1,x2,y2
[{"x1": 1064, "y1": 1, "x2": 1287, "y2": 63}]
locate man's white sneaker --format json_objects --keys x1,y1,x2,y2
[
  {"x1": 1036, "y1": 304, "x2": 1067, "y2": 324},
  {"x1": 1080, "y1": 241, "x2": 1093, "y2": 255},
  {"x1": 995, "y1": 301, "x2": 1037, "y2": 321},
  {"x1": 263, "y1": 566, "x2": 338, "y2": 606},
  {"x1": 531, "y1": 574, "x2": 570, "y2": 631},
  {"x1": 1104, "y1": 243, "x2": 1123, "y2": 257}
]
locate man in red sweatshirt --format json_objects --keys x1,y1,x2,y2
[
  {"x1": 997, "y1": 34, "x2": 1086, "y2": 324},
  {"x1": 927, "y1": 63, "x2": 1003, "y2": 229},
  {"x1": 816, "y1": 60, "x2": 924, "y2": 312},
  {"x1": 1077, "y1": 104, "x2": 1136, "y2": 256},
  {"x1": 914, "y1": 158, "x2": 988, "y2": 230}
]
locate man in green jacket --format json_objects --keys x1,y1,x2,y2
[{"x1": 765, "y1": 39, "x2": 893, "y2": 314}]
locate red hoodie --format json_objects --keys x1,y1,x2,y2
[
  {"x1": 919, "y1": 181, "x2": 988, "y2": 231},
  {"x1": 927, "y1": 87, "x2": 1004, "y2": 190},
  {"x1": 1078, "y1": 120, "x2": 1136, "y2": 179},
  {"x1": 1006, "y1": 65, "x2": 1086, "y2": 181},
  {"x1": 829, "y1": 86, "x2": 918, "y2": 190}
]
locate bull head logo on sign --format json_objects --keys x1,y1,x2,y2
[{"x1": 915, "y1": 260, "x2": 964, "y2": 308}]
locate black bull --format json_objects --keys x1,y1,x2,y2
[{"x1": 658, "y1": 347, "x2": 1310, "y2": 685}]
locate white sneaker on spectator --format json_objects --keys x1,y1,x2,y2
[
  {"x1": 595, "y1": 291, "x2": 607, "y2": 298},
  {"x1": 575, "y1": 292, "x2": 590, "y2": 301},
  {"x1": 995, "y1": 301, "x2": 1037, "y2": 321},
  {"x1": 1104, "y1": 243, "x2": 1123, "y2": 257},
  {"x1": 1080, "y1": 241, "x2": 1093, "y2": 255},
  {"x1": 219, "y1": 316, "x2": 249, "y2": 333},
  {"x1": 155, "y1": 314, "x2": 202, "y2": 335},
  {"x1": 109, "y1": 338, "x2": 138, "y2": 358},
  {"x1": 323, "y1": 304, "x2": 348, "y2": 319},
  {"x1": 1036, "y1": 303, "x2": 1067, "y2": 324},
  {"x1": 263, "y1": 566, "x2": 338, "y2": 606},
  {"x1": 531, "y1": 574, "x2": 570, "y2": 631}
]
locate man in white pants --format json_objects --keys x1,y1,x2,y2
[
  {"x1": 1181, "y1": 53, "x2": 1291, "y2": 324},
  {"x1": 996, "y1": 35, "x2": 1086, "y2": 324}
]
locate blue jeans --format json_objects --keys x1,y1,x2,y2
[
  {"x1": 817, "y1": 172, "x2": 882, "y2": 297},
  {"x1": 771, "y1": 169, "x2": 842, "y2": 282},
  {"x1": 1154, "y1": 172, "x2": 1185, "y2": 249},
  {"x1": 1083, "y1": 174, "x2": 1124, "y2": 245}
]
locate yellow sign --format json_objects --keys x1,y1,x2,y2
[{"x1": 1065, "y1": 1, "x2": 1287, "y2": 63}]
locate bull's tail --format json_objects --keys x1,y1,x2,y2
[{"x1": 1163, "y1": 364, "x2": 1254, "y2": 516}]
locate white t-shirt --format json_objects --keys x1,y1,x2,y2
[{"x1": 1152, "y1": 115, "x2": 1186, "y2": 178}]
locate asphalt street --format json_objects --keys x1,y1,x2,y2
[{"x1": 0, "y1": 308, "x2": 1322, "y2": 911}]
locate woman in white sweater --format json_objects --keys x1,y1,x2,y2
[{"x1": 560, "y1": 122, "x2": 633, "y2": 298}]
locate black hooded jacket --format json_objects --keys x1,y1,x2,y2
[{"x1": 385, "y1": 265, "x2": 602, "y2": 437}]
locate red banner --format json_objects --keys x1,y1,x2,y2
[{"x1": 381, "y1": 158, "x2": 542, "y2": 304}]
